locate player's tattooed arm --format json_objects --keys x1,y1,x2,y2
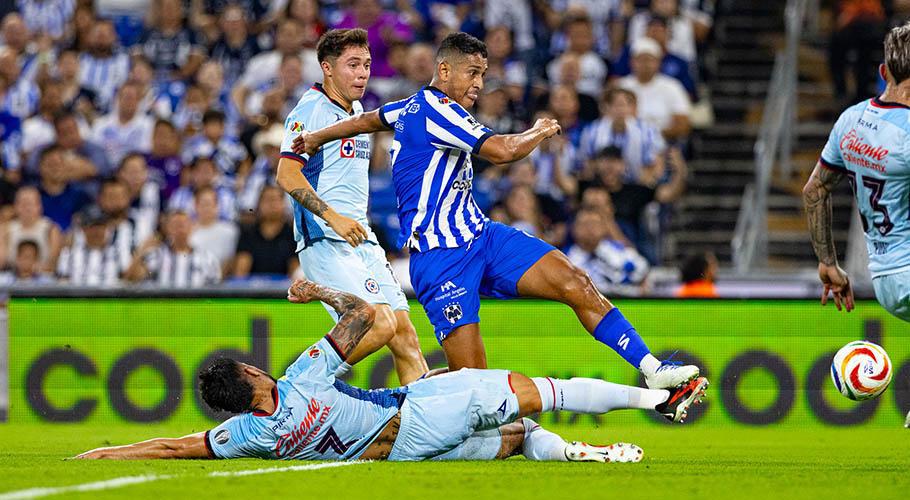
[
  {"x1": 289, "y1": 187, "x2": 329, "y2": 217},
  {"x1": 803, "y1": 162, "x2": 845, "y2": 265},
  {"x1": 287, "y1": 279, "x2": 375, "y2": 359}
]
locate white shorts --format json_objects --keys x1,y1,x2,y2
[
  {"x1": 872, "y1": 269, "x2": 910, "y2": 322},
  {"x1": 297, "y1": 240, "x2": 409, "y2": 321}
]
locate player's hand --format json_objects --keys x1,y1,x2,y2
[
  {"x1": 818, "y1": 262, "x2": 854, "y2": 312},
  {"x1": 533, "y1": 118, "x2": 562, "y2": 138},
  {"x1": 288, "y1": 279, "x2": 321, "y2": 303},
  {"x1": 325, "y1": 212, "x2": 369, "y2": 247},
  {"x1": 291, "y1": 132, "x2": 320, "y2": 157}
]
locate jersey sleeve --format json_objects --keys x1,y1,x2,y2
[
  {"x1": 282, "y1": 336, "x2": 345, "y2": 388},
  {"x1": 424, "y1": 99, "x2": 495, "y2": 154},
  {"x1": 377, "y1": 98, "x2": 409, "y2": 129},
  {"x1": 280, "y1": 108, "x2": 309, "y2": 164},
  {"x1": 820, "y1": 112, "x2": 848, "y2": 172},
  {"x1": 205, "y1": 414, "x2": 260, "y2": 459},
  {"x1": 280, "y1": 100, "x2": 336, "y2": 164}
]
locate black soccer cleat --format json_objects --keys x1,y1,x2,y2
[{"x1": 655, "y1": 377, "x2": 708, "y2": 423}]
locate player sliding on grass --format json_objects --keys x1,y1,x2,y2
[
  {"x1": 291, "y1": 32, "x2": 700, "y2": 389},
  {"x1": 275, "y1": 28, "x2": 428, "y2": 385},
  {"x1": 76, "y1": 279, "x2": 708, "y2": 462}
]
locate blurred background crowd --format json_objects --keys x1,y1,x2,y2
[{"x1": 0, "y1": 0, "x2": 722, "y2": 294}]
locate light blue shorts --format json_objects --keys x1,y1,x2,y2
[
  {"x1": 873, "y1": 269, "x2": 910, "y2": 322},
  {"x1": 297, "y1": 240, "x2": 409, "y2": 321},
  {"x1": 388, "y1": 369, "x2": 520, "y2": 462}
]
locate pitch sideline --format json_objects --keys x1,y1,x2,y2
[{"x1": 0, "y1": 461, "x2": 363, "y2": 500}]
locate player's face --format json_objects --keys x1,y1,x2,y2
[
  {"x1": 329, "y1": 46, "x2": 371, "y2": 103},
  {"x1": 447, "y1": 54, "x2": 488, "y2": 108}
]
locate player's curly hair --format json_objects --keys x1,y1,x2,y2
[
  {"x1": 885, "y1": 23, "x2": 910, "y2": 85},
  {"x1": 198, "y1": 358, "x2": 254, "y2": 413},
  {"x1": 436, "y1": 32, "x2": 488, "y2": 61},
  {"x1": 316, "y1": 28, "x2": 369, "y2": 63}
]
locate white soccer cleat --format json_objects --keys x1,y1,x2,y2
[
  {"x1": 564, "y1": 441, "x2": 643, "y2": 463},
  {"x1": 644, "y1": 362, "x2": 700, "y2": 390},
  {"x1": 905, "y1": 410, "x2": 910, "y2": 429}
]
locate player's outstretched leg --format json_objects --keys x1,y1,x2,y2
[
  {"x1": 387, "y1": 310, "x2": 430, "y2": 384},
  {"x1": 516, "y1": 250, "x2": 700, "y2": 389}
]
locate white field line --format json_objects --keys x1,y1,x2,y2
[{"x1": 0, "y1": 461, "x2": 363, "y2": 500}]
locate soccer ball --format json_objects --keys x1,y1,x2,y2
[{"x1": 830, "y1": 341, "x2": 892, "y2": 401}]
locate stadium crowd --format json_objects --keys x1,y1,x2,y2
[{"x1": 0, "y1": 0, "x2": 714, "y2": 292}]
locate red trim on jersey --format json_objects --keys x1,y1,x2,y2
[
  {"x1": 870, "y1": 96, "x2": 910, "y2": 110},
  {"x1": 252, "y1": 386, "x2": 280, "y2": 417},
  {"x1": 507, "y1": 373, "x2": 515, "y2": 394},
  {"x1": 325, "y1": 335, "x2": 348, "y2": 361},
  {"x1": 819, "y1": 157, "x2": 847, "y2": 173},
  {"x1": 280, "y1": 152, "x2": 307, "y2": 164},
  {"x1": 203, "y1": 430, "x2": 216, "y2": 458}
]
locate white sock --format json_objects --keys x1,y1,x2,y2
[
  {"x1": 532, "y1": 377, "x2": 669, "y2": 413},
  {"x1": 521, "y1": 418, "x2": 568, "y2": 461},
  {"x1": 334, "y1": 362, "x2": 352, "y2": 378},
  {"x1": 639, "y1": 354, "x2": 661, "y2": 374}
]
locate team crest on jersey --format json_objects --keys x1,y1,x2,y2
[
  {"x1": 443, "y1": 302, "x2": 463, "y2": 324},
  {"x1": 308, "y1": 347, "x2": 321, "y2": 359},
  {"x1": 365, "y1": 278, "x2": 380, "y2": 294},
  {"x1": 340, "y1": 138, "x2": 356, "y2": 158},
  {"x1": 214, "y1": 429, "x2": 231, "y2": 445},
  {"x1": 290, "y1": 121, "x2": 303, "y2": 133},
  {"x1": 438, "y1": 97, "x2": 450, "y2": 104}
]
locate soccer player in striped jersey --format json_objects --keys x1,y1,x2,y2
[
  {"x1": 76, "y1": 279, "x2": 709, "y2": 462},
  {"x1": 804, "y1": 23, "x2": 910, "y2": 322},
  {"x1": 294, "y1": 32, "x2": 701, "y2": 390},
  {"x1": 275, "y1": 29, "x2": 428, "y2": 385}
]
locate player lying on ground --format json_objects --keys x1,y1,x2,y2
[
  {"x1": 290, "y1": 32, "x2": 700, "y2": 389},
  {"x1": 803, "y1": 22, "x2": 910, "y2": 323},
  {"x1": 275, "y1": 28, "x2": 428, "y2": 385},
  {"x1": 76, "y1": 279, "x2": 708, "y2": 462}
]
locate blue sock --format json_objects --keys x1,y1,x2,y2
[{"x1": 593, "y1": 308, "x2": 651, "y2": 368}]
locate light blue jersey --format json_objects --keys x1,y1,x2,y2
[
  {"x1": 280, "y1": 84, "x2": 377, "y2": 251},
  {"x1": 821, "y1": 97, "x2": 910, "y2": 278},
  {"x1": 380, "y1": 87, "x2": 494, "y2": 252},
  {"x1": 206, "y1": 337, "x2": 406, "y2": 460}
]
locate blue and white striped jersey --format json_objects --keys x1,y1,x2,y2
[
  {"x1": 579, "y1": 117, "x2": 666, "y2": 181},
  {"x1": 18, "y1": 0, "x2": 75, "y2": 40},
  {"x1": 79, "y1": 51, "x2": 130, "y2": 112},
  {"x1": 380, "y1": 87, "x2": 494, "y2": 252},
  {"x1": 821, "y1": 97, "x2": 910, "y2": 278},
  {"x1": 280, "y1": 84, "x2": 377, "y2": 251}
]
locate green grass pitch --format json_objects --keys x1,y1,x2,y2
[{"x1": 1, "y1": 423, "x2": 907, "y2": 499}]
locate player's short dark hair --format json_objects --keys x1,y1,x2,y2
[
  {"x1": 885, "y1": 23, "x2": 910, "y2": 85},
  {"x1": 595, "y1": 145, "x2": 624, "y2": 160},
  {"x1": 199, "y1": 358, "x2": 254, "y2": 413},
  {"x1": 203, "y1": 109, "x2": 226, "y2": 124},
  {"x1": 316, "y1": 28, "x2": 369, "y2": 63},
  {"x1": 437, "y1": 32, "x2": 488, "y2": 62},
  {"x1": 680, "y1": 252, "x2": 710, "y2": 284}
]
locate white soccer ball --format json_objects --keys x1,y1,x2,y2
[{"x1": 830, "y1": 341, "x2": 893, "y2": 401}]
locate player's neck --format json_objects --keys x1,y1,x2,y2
[
  {"x1": 321, "y1": 79, "x2": 353, "y2": 113},
  {"x1": 879, "y1": 85, "x2": 910, "y2": 107}
]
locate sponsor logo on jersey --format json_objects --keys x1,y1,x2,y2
[
  {"x1": 275, "y1": 398, "x2": 332, "y2": 458},
  {"x1": 407, "y1": 102, "x2": 421, "y2": 114},
  {"x1": 438, "y1": 98, "x2": 450, "y2": 104},
  {"x1": 214, "y1": 429, "x2": 230, "y2": 445},
  {"x1": 840, "y1": 129, "x2": 889, "y2": 161},
  {"x1": 290, "y1": 121, "x2": 303, "y2": 133},
  {"x1": 340, "y1": 138, "x2": 356, "y2": 158},
  {"x1": 365, "y1": 278, "x2": 380, "y2": 294},
  {"x1": 440, "y1": 281, "x2": 457, "y2": 292},
  {"x1": 308, "y1": 347, "x2": 321, "y2": 359},
  {"x1": 443, "y1": 302, "x2": 463, "y2": 324}
]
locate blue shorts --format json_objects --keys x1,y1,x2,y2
[
  {"x1": 873, "y1": 269, "x2": 910, "y2": 322},
  {"x1": 387, "y1": 368, "x2": 519, "y2": 462},
  {"x1": 408, "y1": 222, "x2": 555, "y2": 343}
]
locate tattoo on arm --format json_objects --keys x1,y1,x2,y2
[
  {"x1": 804, "y1": 164, "x2": 845, "y2": 266},
  {"x1": 289, "y1": 188, "x2": 330, "y2": 218},
  {"x1": 313, "y1": 284, "x2": 375, "y2": 358}
]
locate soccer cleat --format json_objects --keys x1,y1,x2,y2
[
  {"x1": 643, "y1": 360, "x2": 700, "y2": 389},
  {"x1": 564, "y1": 441, "x2": 644, "y2": 463},
  {"x1": 655, "y1": 377, "x2": 709, "y2": 423},
  {"x1": 905, "y1": 410, "x2": 910, "y2": 429}
]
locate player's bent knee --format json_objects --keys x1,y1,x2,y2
[
  {"x1": 509, "y1": 372, "x2": 543, "y2": 416},
  {"x1": 369, "y1": 305, "x2": 397, "y2": 345},
  {"x1": 555, "y1": 265, "x2": 601, "y2": 305}
]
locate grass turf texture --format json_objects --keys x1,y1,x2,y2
[{"x1": 0, "y1": 424, "x2": 907, "y2": 499}]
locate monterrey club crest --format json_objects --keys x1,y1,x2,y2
[
  {"x1": 365, "y1": 278, "x2": 380, "y2": 294},
  {"x1": 340, "y1": 138, "x2": 355, "y2": 158},
  {"x1": 443, "y1": 302, "x2": 463, "y2": 324}
]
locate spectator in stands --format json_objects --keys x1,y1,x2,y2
[
  {"x1": 0, "y1": 75, "x2": 23, "y2": 178},
  {"x1": 484, "y1": 26, "x2": 528, "y2": 108},
  {"x1": 190, "y1": 61, "x2": 241, "y2": 136},
  {"x1": 182, "y1": 109, "x2": 250, "y2": 183},
  {"x1": 168, "y1": 156, "x2": 236, "y2": 221},
  {"x1": 98, "y1": 179, "x2": 146, "y2": 257},
  {"x1": 79, "y1": 20, "x2": 130, "y2": 113},
  {"x1": 611, "y1": 16, "x2": 697, "y2": 100},
  {"x1": 190, "y1": 186, "x2": 240, "y2": 274},
  {"x1": 0, "y1": 14, "x2": 32, "y2": 63},
  {"x1": 565, "y1": 208, "x2": 650, "y2": 293},
  {"x1": 57, "y1": 205, "x2": 127, "y2": 287},
  {"x1": 238, "y1": 123, "x2": 282, "y2": 219},
  {"x1": 547, "y1": 84, "x2": 589, "y2": 148},
  {"x1": 393, "y1": 43, "x2": 436, "y2": 99},
  {"x1": 579, "y1": 88, "x2": 666, "y2": 182},
  {"x1": 18, "y1": 0, "x2": 75, "y2": 42},
  {"x1": 617, "y1": 37, "x2": 692, "y2": 142},
  {"x1": 546, "y1": 12, "x2": 608, "y2": 98},
  {"x1": 246, "y1": 54, "x2": 307, "y2": 119},
  {"x1": 585, "y1": 145, "x2": 687, "y2": 263},
  {"x1": 628, "y1": 0, "x2": 697, "y2": 63},
  {"x1": 498, "y1": 184, "x2": 544, "y2": 237},
  {"x1": 115, "y1": 154, "x2": 160, "y2": 245},
  {"x1": 675, "y1": 250, "x2": 719, "y2": 298},
  {"x1": 36, "y1": 145, "x2": 91, "y2": 232},
  {"x1": 0, "y1": 47, "x2": 39, "y2": 119},
  {"x1": 146, "y1": 119, "x2": 184, "y2": 202},
  {"x1": 475, "y1": 83, "x2": 521, "y2": 135},
  {"x1": 135, "y1": 0, "x2": 206, "y2": 83},
  {"x1": 92, "y1": 82, "x2": 155, "y2": 165},
  {"x1": 21, "y1": 80, "x2": 64, "y2": 160},
  {"x1": 494, "y1": 162, "x2": 568, "y2": 247},
  {"x1": 191, "y1": 0, "x2": 271, "y2": 37},
  {"x1": 333, "y1": 0, "x2": 415, "y2": 80},
  {"x1": 210, "y1": 5, "x2": 263, "y2": 87},
  {"x1": 284, "y1": 0, "x2": 327, "y2": 49},
  {"x1": 540, "y1": 1, "x2": 624, "y2": 57},
  {"x1": 681, "y1": 0, "x2": 716, "y2": 44},
  {"x1": 26, "y1": 111, "x2": 105, "y2": 186},
  {"x1": 578, "y1": 185, "x2": 634, "y2": 247},
  {"x1": 527, "y1": 110, "x2": 578, "y2": 201},
  {"x1": 238, "y1": 86, "x2": 286, "y2": 157},
  {"x1": 55, "y1": 49, "x2": 98, "y2": 123},
  {"x1": 2, "y1": 239, "x2": 50, "y2": 283},
  {"x1": 67, "y1": 3, "x2": 95, "y2": 52},
  {"x1": 829, "y1": 0, "x2": 886, "y2": 104},
  {"x1": 127, "y1": 210, "x2": 222, "y2": 287},
  {"x1": 233, "y1": 185, "x2": 297, "y2": 279},
  {"x1": 0, "y1": 185, "x2": 62, "y2": 272}
]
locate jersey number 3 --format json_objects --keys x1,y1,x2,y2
[{"x1": 845, "y1": 172, "x2": 894, "y2": 236}]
